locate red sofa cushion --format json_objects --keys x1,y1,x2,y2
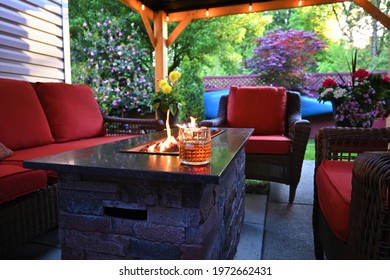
[
  {"x1": 33, "y1": 82, "x2": 106, "y2": 143},
  {"x1": 0, "y1": 78, "x2": 54, "y2": 150},
  {"x1": 0, "y1": 165, "x2": 47, "y2": 204},
  {"x1": 227, "y1": 86, "x2": 287, "y2": 135},
  {"x1": 316, "y1": 160, "x2": 354, "y2": 241},
  {"x1": 1, "y1": 135, "x2": 137, "y2": 166},
  {"x1": 245, "y1": 135, "x2": 291, "y2": 154}
]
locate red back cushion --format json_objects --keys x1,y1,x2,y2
[
  {"x1": 227, "y1": 86, "x2": 287, "y2": 135},
  {"x1": 33, "y1": 83, "x2": 106, "y2": 143},
  {"x1": 0, "y1": 78, "x2": 54, "y2": 150}
]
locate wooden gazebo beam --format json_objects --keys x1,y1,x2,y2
[
  {"x1": 120, "y1": 0, "x2": 193, "y2": 89},
  {"x1": 353, "y1": 0, "x2": 390, "y2": 29}
]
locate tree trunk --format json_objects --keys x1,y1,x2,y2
[{"x1": 371, "y1": 0, "x2": 379, "y2": 57}]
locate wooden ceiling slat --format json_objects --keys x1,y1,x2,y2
[{"x1": 168, "y1": 0, "x2": 346, "y2": 22}]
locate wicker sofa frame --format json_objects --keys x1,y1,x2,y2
[
  {"x1": 201, "y1": 90, "x2": 311, "y2": 203},
  {"x1": 313, "y1": 127, "x2": 390, "y2": 259},
  {"x1": 0, "y1": 115, "x2": 163, "y2": 258}
]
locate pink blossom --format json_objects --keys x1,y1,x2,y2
[{"x1": 384, "y1": 75, "x2": 390, "y2": 83}]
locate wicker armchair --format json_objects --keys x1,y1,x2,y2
[
  {"x1": 201, "y1": 87, "x2": 311, "y2": 203},
  {"x1": 313, "y1": 127, "x2": 390, "y2": 259}
]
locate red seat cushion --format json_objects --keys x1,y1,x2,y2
[
  {"x1": 0, "y1": 78, "x2": 54, "y2": 150},
  {"x1": 1, "y1": 135, "x2": 137, "y2": 166},
  {"x1": 227, "y1": 86, "x2": 287, "y2": 135},
  {"x1": 316, "y1": 160, "x2": 354, "y2": 241},
  {"x1": 33, "y1": 82, "x2": 106, "y2": 143},
  {"x1": 1, "y1": 135, "x2": 137, "y2": 184},
  {"x1": 0, "y1": 165, "x2": 47, "y2": 204},
  {"x1": 245, "y1": 135, "x2": 291, "y2": 154}
]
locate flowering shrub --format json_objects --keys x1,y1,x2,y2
[
  {"x1": 149, "y1": 71, "x2": 182, "y2": 117},
  {"x1": 317, "y1": 66, "x2": 390, "y2": 127},
  {"x1": 245, "y1": 29, "x2": 325, "y2": 94},
  {"x1": 71, "y1": 10, "x2": 154, "y2": 117}
]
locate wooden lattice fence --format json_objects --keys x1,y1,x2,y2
[
  {"x1": 202, "y1": 74, "x2": 260, "y2": 91},
  {"x1": 203, "y1": 71, "x2": 388, "y2": 97}
]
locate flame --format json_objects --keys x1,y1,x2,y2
[
  {"x1": 147, "y1": 143, "x2": 157, "y2": 152},
  {"x1": 178, "y1": 116, "x2": 197, "y2": 129},
  {"x1": 148, "y1": 109, "x2": 177, "y2": 152},
  {"x1": 146, "y1": 115, "x2": 203, "y2": 153},
  {"x1": 189, "y1": 116, "x2": 197, "y2": 128}
]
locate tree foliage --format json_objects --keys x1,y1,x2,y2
[
  {"x1": 177, "y1": 56, "x2": 205, "y2": 122},
  {"x1": 245, "y1": 29, "x2": 325, "y2": 92},
  {"x1": 264, "y1": 2, "x2": 388, "y2": 72},
  {"x1": 170, "y1": 13, "x2": 272, "y2": 76}
]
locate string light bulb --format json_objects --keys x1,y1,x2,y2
[
  {"x1": 206, "y1": 8, "x2": 209, "y2": 17},
  {"x1": 298, "y1": 0, "x2": 303, "y2": 6},
  {"x1": 166, "y1": 13, "x2": 170, "y2": 22},
  {"x1": 249, "y1": 3, "x2": 252, "y2": 12},
  {"x1": 141, "y1": 4, "x2": 145, "y2": 10}
]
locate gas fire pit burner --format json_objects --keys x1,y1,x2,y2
[{"x1": 122, "y1": 128, "x2": 224, "y2": 155}]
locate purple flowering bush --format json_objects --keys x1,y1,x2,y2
[
  {"x1": 72, "y1": 10, "x2": 154, "y2": 117},
  {"x1": 245, "y1": 29, "x2": 325, "y2": 94}
]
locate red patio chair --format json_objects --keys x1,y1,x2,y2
[
  {"x1": 201, "y1": 86, "x2": 311, "y2": 203},
  {"x1": 314, "y1": 127, "x2": 390, "y2": 259}
]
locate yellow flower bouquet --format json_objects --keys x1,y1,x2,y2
[{"x1": 150, "y1": 71, "x2": 181, "y2": 117}]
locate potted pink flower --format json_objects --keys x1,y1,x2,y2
[{"x1": 317, "y1": 51, "x2": 389, "y2": 127}]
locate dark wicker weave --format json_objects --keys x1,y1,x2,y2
[
  {"x1": 201, "y1": 90, "x2": 311, "y2": 203},
  {"x1": 103, "y1": 114, "x2": 165, "y2": 135},
  {"x1": 0, "y1": 184, "x2": 59, "y2": 258},
  {"x1": 313, "y1": 127, "x2": 390, "y2": 259},
  {"x1": 0, "y1": 114, "x2": 164, "y2": 258}
]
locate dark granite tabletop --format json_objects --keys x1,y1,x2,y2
[{"x1": 24, "y1": 128, "x2": 253, "y2": 184}]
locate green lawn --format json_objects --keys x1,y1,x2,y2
[
  {"x1": 244, "y1": 139, "x2": 314, "y2": 193},
  {"x1": 304, "y1": 139, "x2": 315, "y2": 160}
]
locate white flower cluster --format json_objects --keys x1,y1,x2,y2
[
  {"x1": 319, "y1": 88, "x2": 347, "y2": 100},
  {"x1": 333, "y1": 88, "x2": 347, "y2": 99}
]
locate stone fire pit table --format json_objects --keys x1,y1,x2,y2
[{"x1": 24, "y1": 128, "x2": 253, "y2": 260}]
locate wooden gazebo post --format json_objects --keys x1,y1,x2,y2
[{"x1": 153, "y1": 11, "x2": 168, "y2": 89}]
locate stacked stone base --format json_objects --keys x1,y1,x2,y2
[{"x1": 59, "y1": 149, "x2": 246, "y2": 260}]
